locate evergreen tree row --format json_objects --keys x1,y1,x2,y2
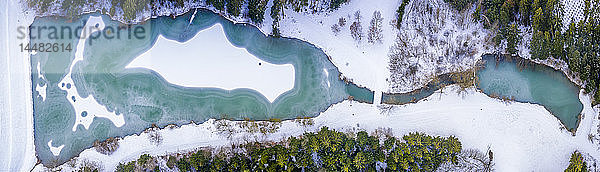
[
  {"x1": 562, "y1": 0, "x2": 600, "y2": 103},
  {"x1": 116, "y1": 127, "x2": 462, "y2": 171}
]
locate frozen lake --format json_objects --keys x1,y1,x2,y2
[
  {"x1": 477, "y1": 55, "x2": 583, "y2": 130},
  {"x1": 31, "y1": 9, "x2": 373, "y2": 165}
]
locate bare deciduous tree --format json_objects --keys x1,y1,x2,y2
[
  {"x1": 350, "y1": 11, "x2": 363, "y2": 42},
  {"x1": 148, "y1": 128, "x2": 163, "y2": 145},
  {"x1": 368, "y1": 11, "x2": 384, "y2": 44},
  {"x1": 338, "y1": 17, "x2": 347, "y2": 27},
  {"x1": 331, "y1": 24, "x2": 341, "y2": 35}
]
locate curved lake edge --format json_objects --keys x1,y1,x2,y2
[
  {"x1": 27, "y1": 2, "x2": 586, "y2": 98},
  {"x1": 525, "y1": 55, "x2": 584, "y2": 87},
  {"x1": 30, "y1": 6, "x2": 378, "y2": 92},
  {"x1": 35, "y1": 97, "x2": 366, "y2": 168},
  {"x1": 103, "y1": 7, "x2": 378, "y2": 104},
  {"x1": 382, "y1": 53, "x2": 585, "y2": 133},
  {"x1": 31, "y1": 6, "x2": 586, "y2": 106},
  {"x1": 30, "y1": 8, "x2": 376, "y2": 166},
  {"x1": 477, "y1": 54, "x2": 584, "y2": 132}
]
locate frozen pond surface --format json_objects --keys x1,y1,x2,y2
[
  {"x1": 477, "y1": 55, "x2": 583, "y2": 130},
  {"x1": 382, "y1": 54, "x2": 583, "y2": 131},
  {"x1": 31, "y1": 10, "x2": 373, "y2": 165},
  {"x1": 126, "y1": 23, "x2": 295, "y2": 102}
]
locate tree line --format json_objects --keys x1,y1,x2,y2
[
  {"x1": 441, "y1": 0, "x2": 600, "y2": 103},
  {"x1": 562, "y1": 0, "x2": 600, "y2": 103},
  {"x1": 115, "y1": 127, "x2": 462, "y2": 171},
  {"x1": 207, "y1": 0, "x2": 350, "y2": 37},
  {"x1": 26, "y1": 0, "x2": 351, "y2": 38}
]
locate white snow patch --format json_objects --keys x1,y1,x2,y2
[
  {"x1": 47, "y1": 140, "x2": 64, "y2": 156},
  {"x1": 323, "y1": 68, "x2": 330, "y2": 87},
  {"x1": 126, "y1": 23, "x2": 295, "y2": 102},
  {"x1": 35, "y1": 84, "x2": 46, "y2": 101},
  {"x1": 35, "y1": 62, "x2": 46, "y2": 101},
  {"x1": 561, "y1": 0, "x2": 585, "y2": 30},
  {"x1": 36, "y1": 61, "x2": 44, "y2": 80}
]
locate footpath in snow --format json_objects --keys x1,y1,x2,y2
[{"x1": 0, "y1": 0, "x2": 36, "y2": 171}]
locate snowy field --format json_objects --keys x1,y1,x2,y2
[
  {"x1": 0, "y1": 0, "x2": 37, "y2": 171},
  {"x1": 126, "y1": 23, "x2": 295, "y2": 102}
]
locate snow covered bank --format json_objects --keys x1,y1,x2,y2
[
  {"x1": 126, "y1": 23, "x2": 295, "y2": 102},
  {"x1": 0, "y1": 1, "x2": 37, "y2": 171},
  {"x1": 34, "y1": 85, "x2": 600, "y2": 171},
  {"x1": 387, "y1": 0, "x2": 495, "y2": 93},
  {"x1": 263, "y1": 0, "x2": 396, "y2": 94}
]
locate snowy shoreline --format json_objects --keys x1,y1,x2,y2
[
  {"x1": 474, "y1": 54, "x2": 587, "y2": 132},
  {"x1": 0, "y1": 0, "x2": 37, "y2": 171},
  {"x1": 34, "y1": 85, "x2": 600, "y2": 171},
  {"x1": 24, "y1": 0, "x2": 584, "y2": 93}
]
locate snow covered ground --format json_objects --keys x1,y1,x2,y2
[
  {"x1": 561, "y1": 0, "x2": 585, "y2": 31},
  {"x1": 33, "y1": 85, "x2": 600, "y2": 171},
  {"x1": 261, "y1": 0, "x2": 396, "y2": 94},
  {"x1": 0, "y1": 1, "x2": 37, "y2": 171},
  {"x1": 388, "y1": 0, "x2": 494, "y2": 93},
  {"x1": 126, "y1": 23, "x2": 295, "y2": 102},
  {"x1": 248, "y1": 0, "x2": 497, "y2": 95}
]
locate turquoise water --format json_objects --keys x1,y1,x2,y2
[
  {"x1": 31, "y1": 9, "x2": 373, "y2": 165},
  {"x1": 477, "y1": 55, "x2": 583, "y2": 130},
  {"x1": 382, "y1": 74, "x2": 454, "y2": 104},
  {"x1": 383, "y1": 55, "x2": 583, "y2": 131}
]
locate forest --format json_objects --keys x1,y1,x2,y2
[
  {"x1": 114, "y1": 127, "x2": 463, "y2": 171},
  {"x1": 442, "y1": 0, "x2": 600, "y2": 103}
]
